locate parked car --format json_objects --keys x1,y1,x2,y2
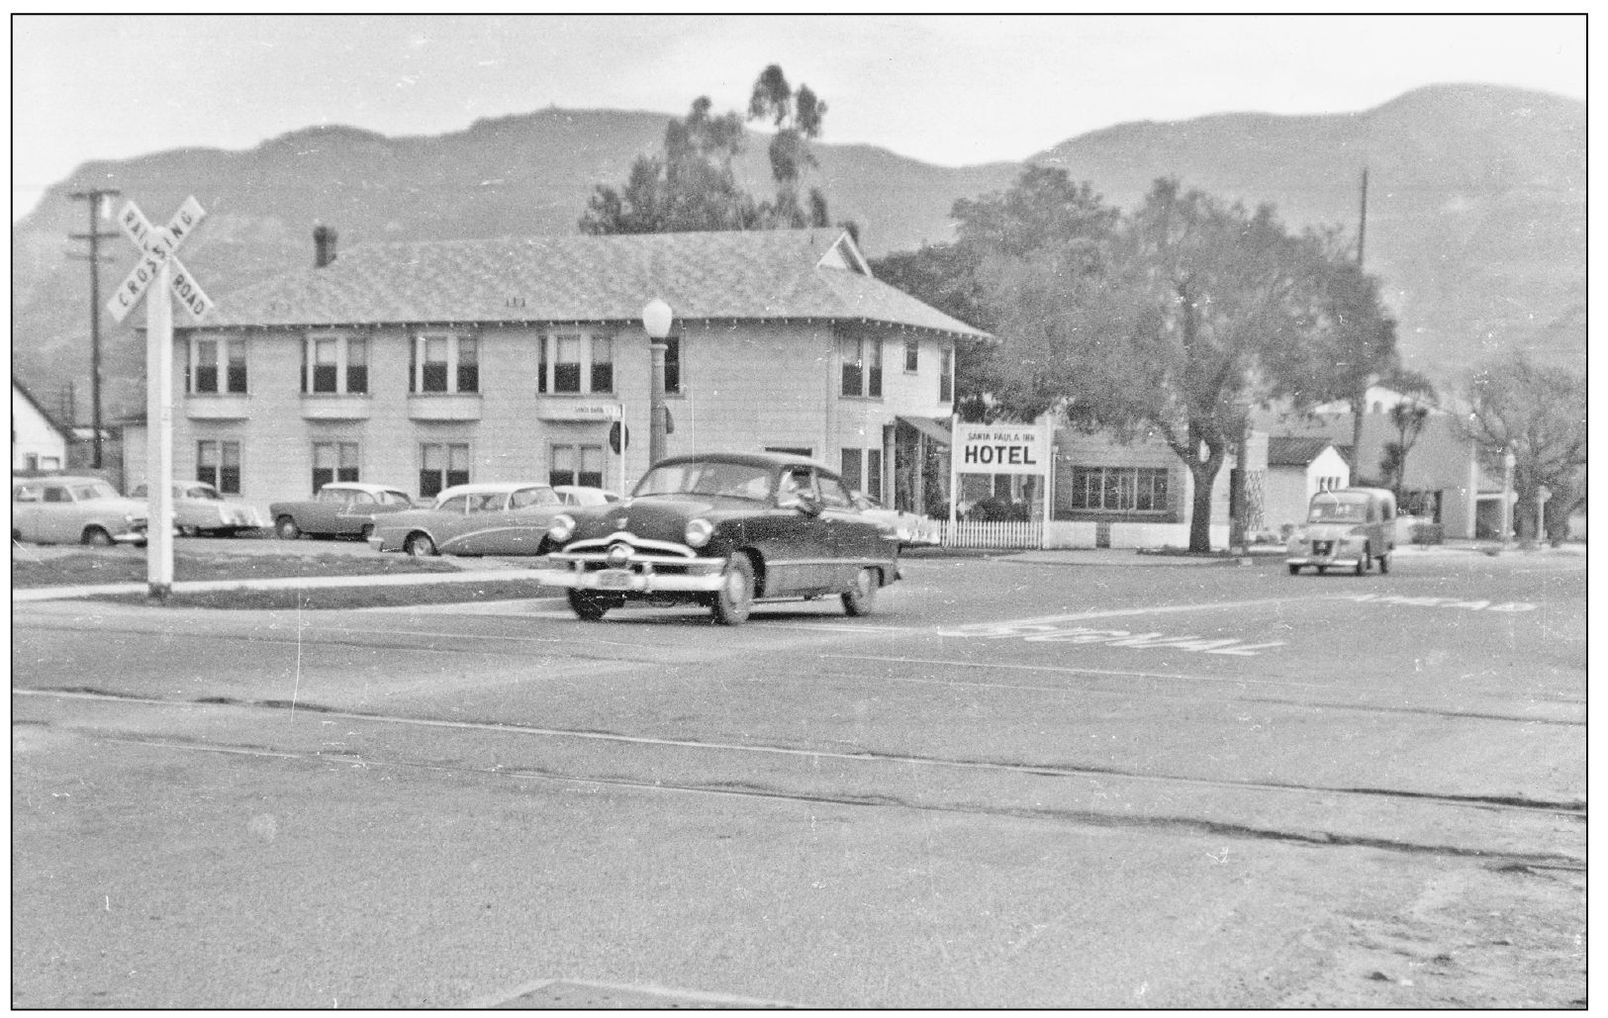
[
  {"x1": 370, "y1": 481, "x2": 571, "y2": 557},
  {"x1": 132, "y1": 480, "x2": 265, "y2": 537},
  {"x1": 553, "y1": 485, "x2": 622, "y2": 506},
  {"x1": 533, "y1": 452, "x2": 900, "y2": 625},
  {"x1": 1286, "y1": 486, "x2": 1397, "y2": 575},
  {"x1": 850, "y1": 491, "x2": 941, "y2": 548},
  {"x1": 12, "y1": 476, "x2": 148, "y2": 546},
  {"x1": 269, "y1": 483, "x2": 414, "y2": 540}
]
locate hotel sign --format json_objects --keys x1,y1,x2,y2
[{"x1": 953, "y1": 422, "x2": 1051, "y2": 476}]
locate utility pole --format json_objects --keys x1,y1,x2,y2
[
  {"x1": 1357, "y1": 167, "x2": 1368, "y2": 268},
  {"x1": 68, "y1": 188, "x2": 121, "y2": 469}
]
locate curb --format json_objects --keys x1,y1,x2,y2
[{"x1": 12, "y1": 568, "x2": 543, "y2": 602}]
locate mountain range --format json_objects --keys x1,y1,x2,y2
[{"x1": 11, "y1": 83, "x2": 1583, "y2": 423}]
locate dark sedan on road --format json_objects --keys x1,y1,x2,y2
[
  {"x1": 532, "y1": 452, "x2": 900, "y2": 625},
  {"x1": 269, "y1": 482, "x2": 415, "y2": 540}
]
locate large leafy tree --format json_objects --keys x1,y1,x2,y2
[
  {"x1": 1462, "y1": 352, "x2": 1586, "y2": 545},
  {"x1": 981, "y1": 176, "x2": 1353, "y2": 551},
  {"x1": 580, "y1": 66, "x2": 832, "y2": 235}
]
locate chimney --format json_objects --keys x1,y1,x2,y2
[{"x1": 313, "y1": 224, "x2": 338, "y2": 268}]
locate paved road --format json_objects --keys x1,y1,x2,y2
[{"x1": 11, "y1": 549, "x2": 1585, "y2": 1007}]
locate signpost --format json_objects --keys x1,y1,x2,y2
[
  {"x1": 948, "y1": 417, "x2": 1056, "y2": 538},
  {"x1": 107, "y1": 197, "x2": 212, "y2": 599}
]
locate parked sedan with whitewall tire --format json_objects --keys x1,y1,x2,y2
[
  {"x1": 132, "y1": 481, "x2": 265, "y2": 537},
  {"x1": 532, "y1": 452, "x2": 900, "y2": 625},
  {"x1": 369, "y1": 482, "x2": 569, "y2": 557},
  {"x1": 11, "y1": 476, "x2": 149, "y2": 546},
  {"x1": 269, "y1": 483, "x2": 415, "y2": 541}
]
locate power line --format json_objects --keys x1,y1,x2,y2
[{"x1": 67, "y1": 188, "x2": 121, "y2": 469}]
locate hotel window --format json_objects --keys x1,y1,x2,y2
[
  {"x1": 411, "y1": 332, "x2": 479, "y2": 394},
  {"x1": 197, "y1": 440, "x2": 241, "y2": 494},
  {"x1": 903, "y1": 339, "x2": 919, "y2": 373},
  {"x1": 663, "y1": 335, "x2": 682, "y2": 394},
  {"x1": 419, "y1": 442, "x2": 470, "y2": 499},
  {"x1": 190, "y1": 337, "x2": 247, "y2": 394},
  {"x1": 1068, "y1": 466, "x2": 1169, "y2": 512},
  {"x1": 302, "y1": 335, "x2": 368, "y2": 394},
  {"x1": 550, "y1": 443, "x2": 604, "y2": 488},
  {"x1": 589, "y1": 335, "x2": 613, "y2": 394},
  {"x1": 539, "y1": 333, "x2": 615, "y2": 395},
  {"x1": 939, "y1": 346, "x2": 953, "y2": 403},
  {"x1": 839, "y1": 334, "x2": 882, "y2": 398},
  {"x1": 311, "y1": 441, "x2": 360, "y2": 492}
]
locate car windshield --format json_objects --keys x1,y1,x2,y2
[
  {"x1": 71, "y1": 482, "x2": 120, "y2": 501},
  {"x1": 1308, "y1": 497, "x2": 1367, "y2": 522},
  {"x1": 634, "y1": 461, "x2": 777, "y2": 501}
]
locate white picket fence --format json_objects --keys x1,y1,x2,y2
[{"x1": 939, "y1": 519, "x2": 1044, "y2": 550}]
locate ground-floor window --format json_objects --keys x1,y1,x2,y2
[
  {"x1": 311, "y1": 441, "x2": 360, "y2": 492},
  {"x1": 197, "y1": 440, "x2": 242, "y2": 494},
  {"x1": 419, "y1": 442, "x2": 471, "y2": 499},
  {"x1": 838, "y1": 447, "x2": 884, "y2": 500},
  {"x1": 1069, "y1": 466, "x2": 1169, "y2": 512},
  {"x1": 550, "y1": 443, "x2": 604, "y2": 488}
]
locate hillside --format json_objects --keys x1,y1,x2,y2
[{"x1": 12, "y1": 84, "x2": 1582, "y2": 422}]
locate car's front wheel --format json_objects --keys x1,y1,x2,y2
[
  {"x1": 1354, "y1": 547, "x2": 1370, "y2": 576},
  {"x1": 405, "y1": 533, "x2": 436, "y2": 557},
  {"x1": 842, "y1": 567, "x2": 878, "y2": 617},
  {"x1": 567, "y1": 589, "x2": 617, "y2": 621},
  {"x1": 275, "y1": 516, "x2": 301, "y2": 540},
  {"x1": 711, "y1": 554, "x2": 755, "y2": 626},
  {"x1": 1287, "y1": 563, "x2": 1301, "y2": 575}
]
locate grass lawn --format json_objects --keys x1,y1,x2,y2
[
  {"x1": 10, "y1": 547, "x2": 463, "y2": 589},
  {"x1": 87, "y1": 579, "x2": 551, "y2": 611}
]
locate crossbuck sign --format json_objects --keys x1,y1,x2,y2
[{"x1": 106, "y1": 197, "x2": 213, "y2": 322}]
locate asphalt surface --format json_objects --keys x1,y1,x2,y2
[{"x1": 10, "y1": 543, "x2": 1586, "y2": 1007}]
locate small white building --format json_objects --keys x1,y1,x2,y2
[
  {"x1": 11, "y1": 380, "x2": 69, "y2": 472},
  {"x1": 1262, "y1": 437, "x2": 1350, "y2": 536}
]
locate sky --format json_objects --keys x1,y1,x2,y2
[{"x1": 8, "y1": 13, "x2": 1588, "y2": 222}]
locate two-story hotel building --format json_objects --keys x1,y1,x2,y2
[{"x1": 122, "y1": 229, "x2": 990, "y2": 518}]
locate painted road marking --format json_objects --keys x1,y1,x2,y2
[
  {"x1": 821, "y1": 655, "x2": 1331, "y2": 689},
  {"x1": 1337, "y1": 593, "x2": 1536, "y2": 612}
]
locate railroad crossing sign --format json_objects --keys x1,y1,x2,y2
[{"x1": 106, "y1": 196, "x2": 213, "y2": 322}]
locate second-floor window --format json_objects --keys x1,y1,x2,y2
[
  {"x1": 303, "y1": 335, "x2": 368, "y2": 395},
  {"x1": 190, "y1": 337, "x2": 247, "y2": 394},
  {"x1": 538, "y1": 333, "x2": 614, "y2": 395},
  {"x1": 939, "y1": 345, "x2": 953, "y2": 403},
  {"x1": 839, "y1": 334, "x2": 882, "y2": 398},
  {"x1": 412, "y1": 333, "x2": 479, "y2": 394},
  {"x1": 904, "y1": 339, "x2": 920, "y2": 373}
]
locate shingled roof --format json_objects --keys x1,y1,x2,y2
[
  {"x1": 1266, "y1": 437, "x2": 1341, "y2": 467},
  {"x1": 195, "y1": 229, "x2": 991, "y2": 340}
]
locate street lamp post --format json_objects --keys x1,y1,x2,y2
[
  {"x1": 1500, "y1": 448, "x2": 1516, "y2": 550},
  {"x1": 641, "y1": 299, "x2": 673, "y2": 467}
]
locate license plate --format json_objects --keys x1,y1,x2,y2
[{"x1": 596, "y1": 569, "x2": 633, "y2": 590}]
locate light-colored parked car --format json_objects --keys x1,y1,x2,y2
[
  {"x1": 269, "y1": 482, "x2": 415, "y2": 540},
  {"x1": 12, "y1": 476, "x2": 148, "y2": 546},
  {"x1": 1286, "y1": 486, "x2": 1397, "y2": 576},
  {"x1": 553, "y1": 485, "x2": 622, "y2": 506},
  {"x1": 370, "y1": 481, "x2": 571, "y2": 557},
  {"x1": 850, "y1": 491, "x2": 941, "y2": 548},
  {"x1": 132, "y1": 481, "x2": 265, "y2": 537}
]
